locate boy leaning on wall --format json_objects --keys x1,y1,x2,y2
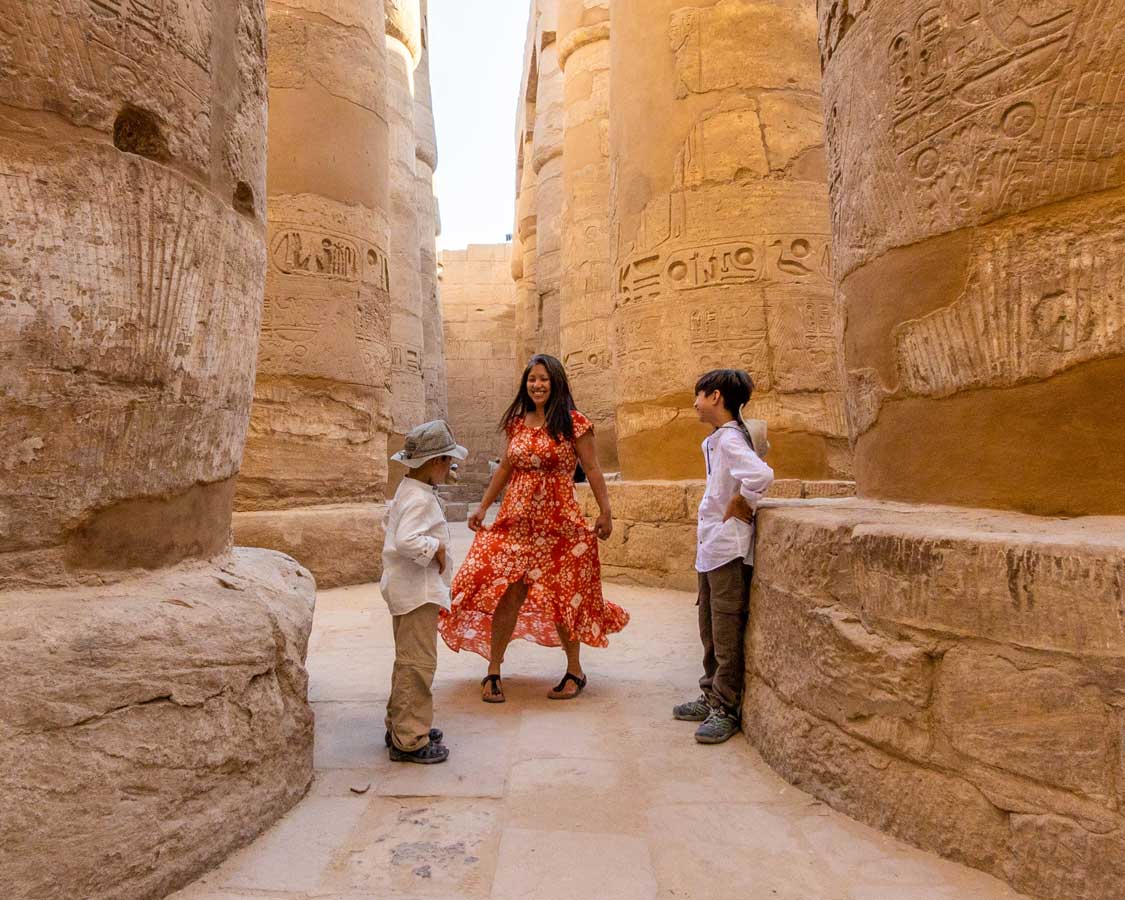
[
  {"x1": 673, "y1": 369, "x2": 774, "y2": 745},
  {"x1": 380, "y1": 420, "x2": 468, "y2": 764}
]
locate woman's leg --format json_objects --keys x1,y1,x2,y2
[
  {"x1": 550, "y1": 624, "x2": 585, "y2": 697},
  {"x1": 488, "y1": 581, "x2": 528, "y2": 676}
]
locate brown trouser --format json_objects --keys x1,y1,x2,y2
[
  {"x1": 385, "y1": 602, "x2": 441, "y2": 752},
  {"x1": 698, "y1": 558, "x2": 753, "y2": 717}
]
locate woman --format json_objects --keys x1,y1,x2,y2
[{"x1": 439, "y1": 354, "x2": 629, "y2": 701}]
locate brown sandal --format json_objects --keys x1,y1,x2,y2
[
  {"x1": 547, "y1": 672, "x2": 587, "y2": 700},
  {"x1": 481, "y1": 674, "x2": 505, "y2": 703}
]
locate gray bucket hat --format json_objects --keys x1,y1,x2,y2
[{"x1": 391, "y1": 420, "x2": 469, "y2": 468}]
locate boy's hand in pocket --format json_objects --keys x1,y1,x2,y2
[
  {"x1": 723, "y1": 494, "x2": 754, "y2": 524},
  {"x1": 435, "y1": 544, "x2": 447, "y2": 575}
]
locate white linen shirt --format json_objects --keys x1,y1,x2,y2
[
  {"x1": 379, "y1": 477, "x2": 453, "y2": 616},
  {"x1": 695, "y1": 423, "x2": 775, "y2": 573}
]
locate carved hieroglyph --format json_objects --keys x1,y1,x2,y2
[
  {"x1": 0, "y1": 2, "x2": 315, "y2": 897},
  {"x1": 610, "y1": 0, "x2": 850, "y2": 481},
  {"x1": 819, "y1": 0, "x2": 1125, "y2": 515},
  {"x1": 559, "y1": 0, "x2": 617, "y2": 469},
  {"x1": 235, "y1": 0, "x2": 393, "y2": 586}
]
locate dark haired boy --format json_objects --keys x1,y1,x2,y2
[{"x1": 673, "y1": 370, "x2": 774, "y2": 744}]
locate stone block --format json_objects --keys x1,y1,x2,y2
[
  {"x1": 802, "y1": 480, "x2": 856, "y2": 499},
  {"x1": 745, "y1": 679, "x2": 1011, "y2": 876},
  {"x1": 934, "y1": 648, "x2": 1111, "y2": 801},
  {"x1": 750, "y1": 582, "x2": 934, "y2": 758},
  {"x1": 853, "y1": 518, "x2": 1125, "y2": 655},
  {"x1": 1005, "y1": 814, "x2": 1125, "y2": 900},
  {"x1": 234, "y1": 503, "x2": 386, "y2": 589},
  {"x1": 0, "y1": 549, "x2": 316, "y2": 900}
]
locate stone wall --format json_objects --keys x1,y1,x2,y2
[
  {"x1": 0, "y1": 2, "x2": 315, "y2": 897},
  {"x1": 441, "y1": 244, "x2": 520, "y2": 479},
  {"x1": 820, "y1": 0, "x2": 1125, "y2": 517},
  {"x1": 747, "y1": 499, "x2": 1125, "y2": 900},
  {"x1": 234, "y1": 0, "x2": 393, "y2": 590}
]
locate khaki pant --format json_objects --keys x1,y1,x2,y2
[
  {"x1": 697, "y1": 558, "x2": 753, "y2": 717},
  {"x1": 385, "y1": 602, "x2": 441, "y2": 752}
]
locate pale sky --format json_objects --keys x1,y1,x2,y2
[{"x1": 429, "y1": 0, "x2": 529, "y2": 251}]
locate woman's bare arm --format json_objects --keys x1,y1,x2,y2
[
  {"x1": 575, "y1": 431, "x2": 613, "y2": 540},
  {"x1": 469, "y1": 437, "x2": 514, "y2": 530}
]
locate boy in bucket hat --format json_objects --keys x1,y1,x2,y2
[{"x1": 381, "y1": 420, "x2": 469, "y2": 764}]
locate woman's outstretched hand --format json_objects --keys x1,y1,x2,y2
[
  {"x1": 468, "y1": 506, "x2": 488, "y2": 532},
  {"x1": 595, "y1": 511, "x2": 613, "y2": 541}
]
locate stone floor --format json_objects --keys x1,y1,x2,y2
[{"x1": 172, "y1": 523, "x2": 1028, "y2": 900}]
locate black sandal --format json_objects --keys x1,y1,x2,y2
[
  {"x1": 547, "y1": 672, "x2": 587, "y2": 700},
  {"x1": 481, "y1": 674, "x2": 505, "y2": 703}
]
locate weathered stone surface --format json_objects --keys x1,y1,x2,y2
[
  {"x1": 1, "y1": 0, "x2": 268, "y2": 583},
  {"x1": 233, "y1": 504, "x2": 386, "y2": 590},
  {"x1": 819, "y1": 0, "x2": 1125, "y2": 516},
  {"x1": 236, "y1": 0, "x2": 393, "y2": 584},
  {"x1": 749, "y1": 498, "x2": 1125, "y2": 900},
  {"x1": 751, "y1": 583, "x2": 934, "y2": 742},
  {"x1": 746, "y1": 678, "x2": 1011, "y2": 875},
  {"x1": 609, "y1": 0, "x2": 850, "y2": 482},
  {"x1": 934, "y1": 648, "x2": 1111, "y2": 801},
  {"x1": 0, "y1": 548, "x2": 316, "y2": 900},
  {"x1": 1005, "y1": 814, "x2": 1125, "y2": 900}
]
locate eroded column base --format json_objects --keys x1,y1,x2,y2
[
  {"x1": 233, "y1": 502, "x2": 387, "y2": 589},
  {"x1": 746, "y1": 498, "x2": 1125, "y2": 900},
  {"x1": 0, "y1": 549, "x2": 317, "y2": 900}
]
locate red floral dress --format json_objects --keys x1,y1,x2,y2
[{"x1": 439, "y1": 410, "x2": 630, "y2": 659}]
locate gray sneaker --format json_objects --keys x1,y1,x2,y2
[
  {"x1": 694, "y1": 707, "x2": 740, "y2": 744},
  {"x1": 673, "y1": 695, "x2": 711, "y2": 721}
]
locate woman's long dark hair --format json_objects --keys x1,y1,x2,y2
[
  {"x1": 695, "y1": 368, "x2": 756, "y2": 451},
  {"x1": 500, "y1": 354, "x2": 577, "y2": 443}
]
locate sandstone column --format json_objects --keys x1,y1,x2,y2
[
  {"x1": 234, "y1": 0, "x2": 393, "y2": 589},
  {"x1": 385, "y1": 0, "x2": 426, "y2": 494},
  {"x1": 558, "y1": 0, "x2": 617, "y2": 469},
  {"x1": 609, "y1": 0, "x2": 849, "y2": 481},
  {"x1": 0, "y1": 2, "x2": 314, "y2": 897},
  {"x1": 820, "y1": 0, "x2": 1125, "y2": 517},
  {"x1": 416, "y1": 0, "x2": 448, "y2": 422},
  {"x1": 531, "y1": 0, "x2": 565, "y2": 359},
  {"x1": 515, "y1": 132, "x2": 541, "y2": 364}
]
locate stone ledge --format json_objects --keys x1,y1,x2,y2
[
  {"x1": 575, "y1": 480, "x2": 857, "y2": 590},
  {"x1": 0, "y1": 548, "x2": 317, "y2": 900},
  {"x1": 233, "y1": 502, "x2": 386, "y2": 589},
  {"x1": 747, "y1": 499, "x2": 1125, "y2": 900}
]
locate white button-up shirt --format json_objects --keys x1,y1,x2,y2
[
  {"x1": 380, "y1": 477, "x2": 453, "y2": 616},
  {"x1": 695, "y1": 422, "x2": 775, "y2": 573}
]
